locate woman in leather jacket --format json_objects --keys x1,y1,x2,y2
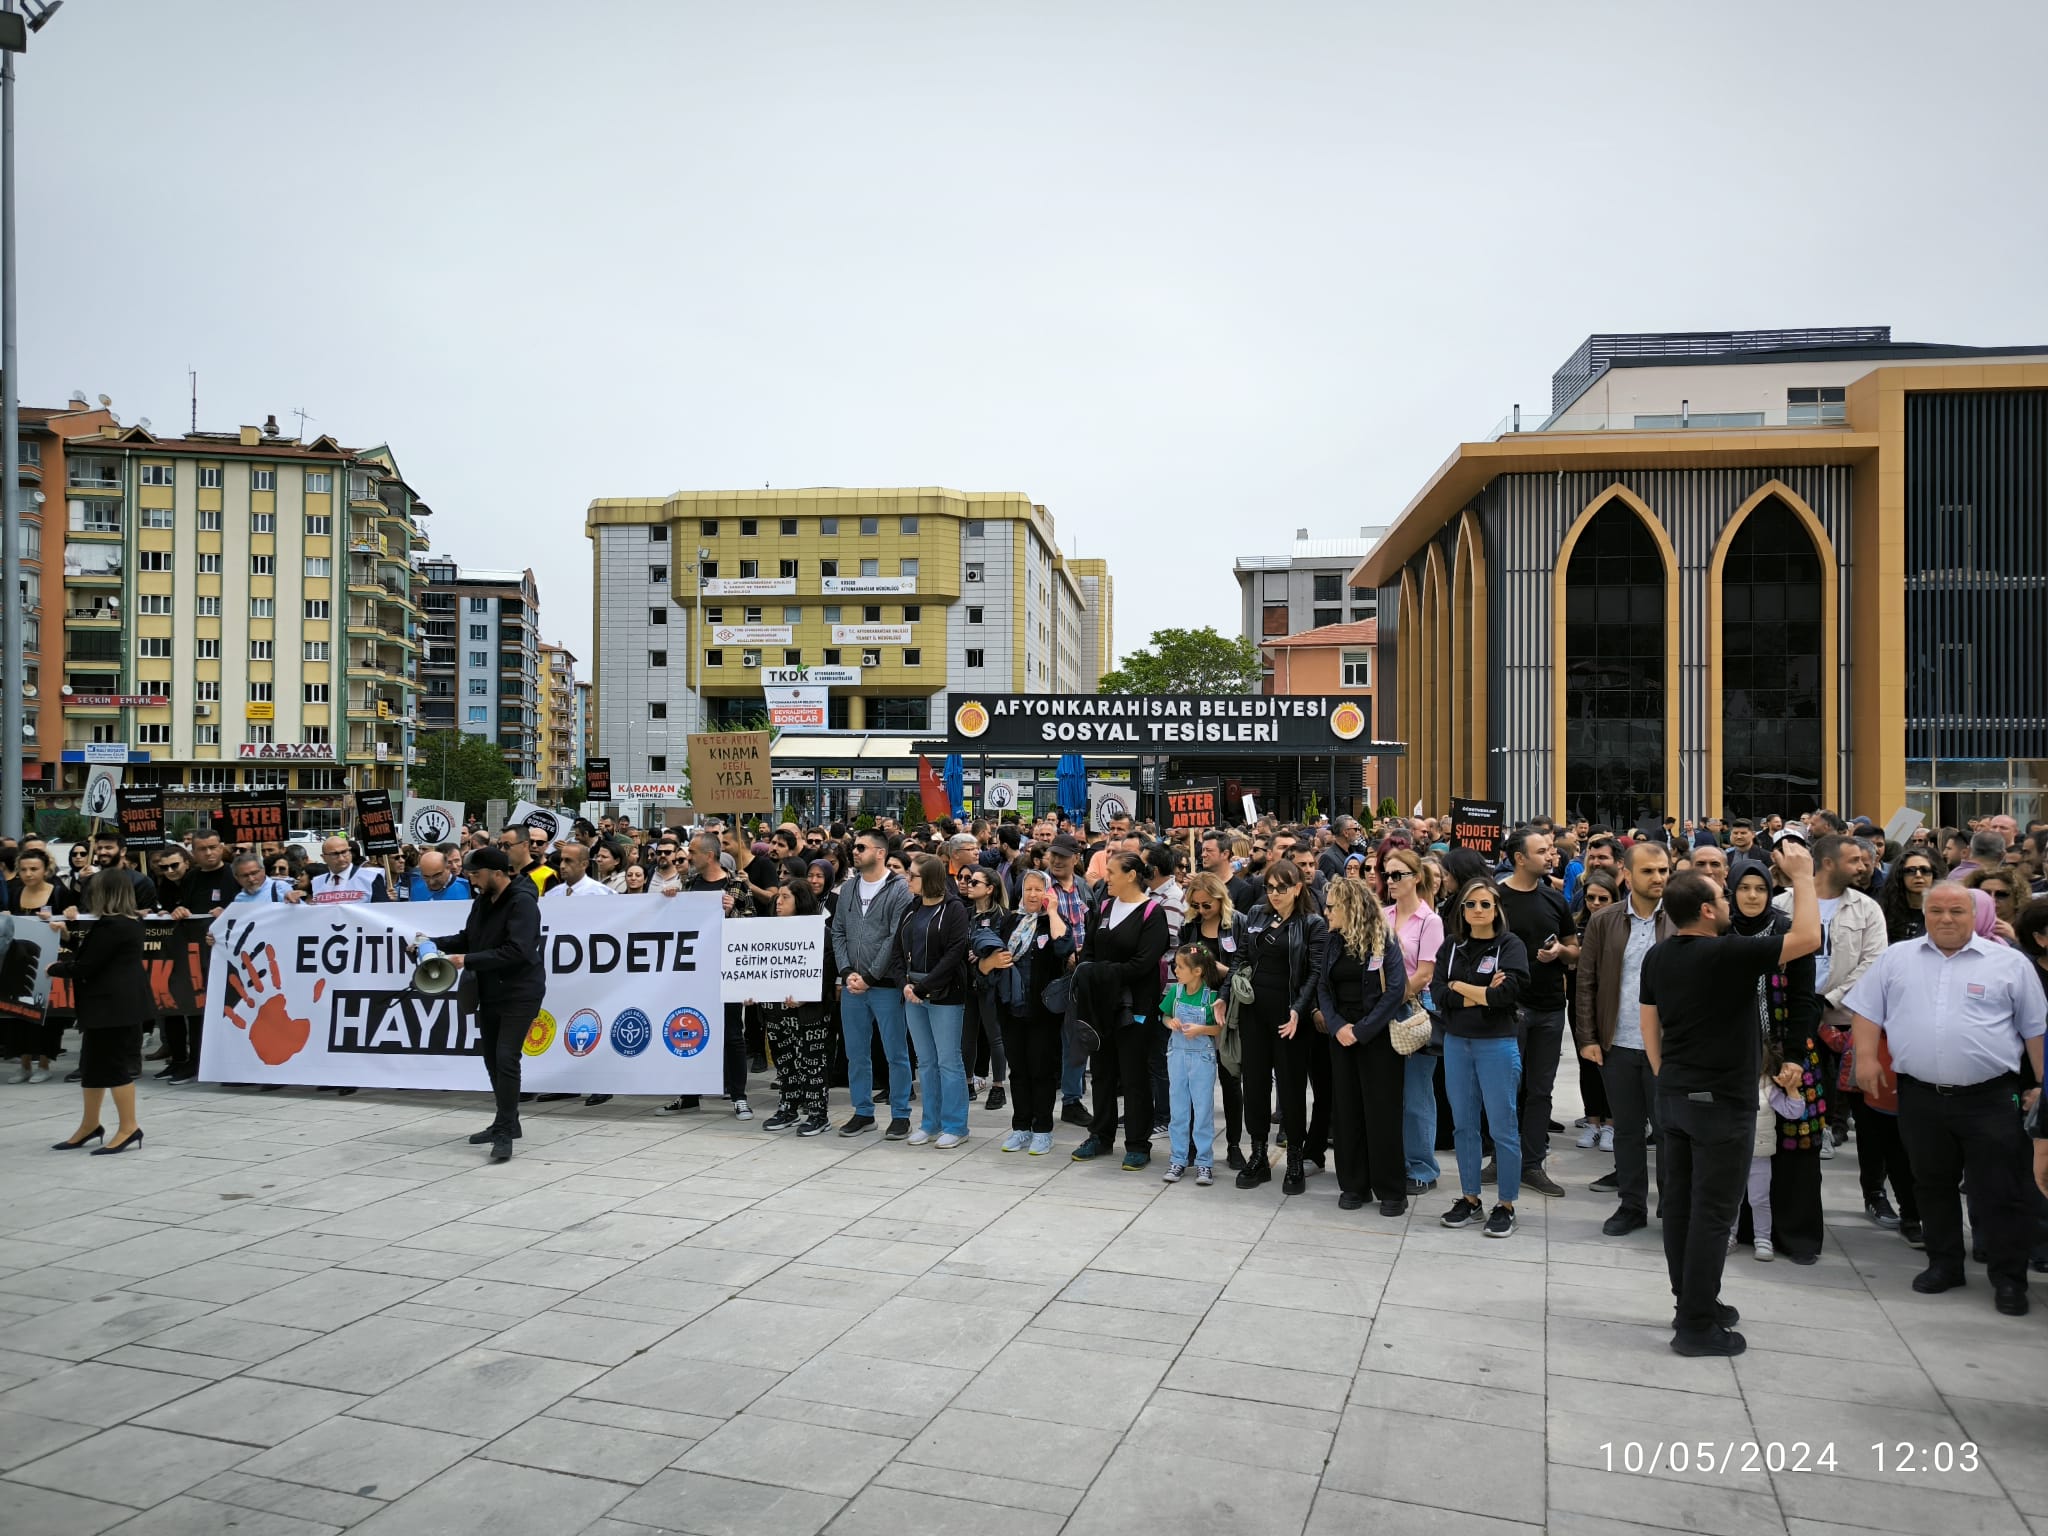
[
  {"x1": 1236, "y1": 859, "x2": 1330, "y2": 1194},
  {"x1": 1185, "y1": 872, "x2": 1253, "y2": 1171},
  {"x1": 893, "y1": 856, "x2": 974, "y2": 1146}
]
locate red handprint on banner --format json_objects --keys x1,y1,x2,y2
[{"x1": 225, "y1": 944, "x2": 322, "y2": 1066}]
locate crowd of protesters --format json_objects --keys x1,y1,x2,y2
[{"x1": 4, "y1": 798, "x2": 2045, "y2": 1353}]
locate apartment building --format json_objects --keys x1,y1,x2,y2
[
  {"x1": 1234, "y1": 527, "x2": 1385, "y2": 652},
  {"x1": 584, "y1": 488, "x2": 1111, "y2": 782},
  {"x1": 416, "y1": 561, "x2": 540, "y2": 793},
  {"x1": 536, "y1": 642, "x2": 579, "y2": 794},
  {"x1": 28, "y1": 404, "x2": 428, "y2": 821}
]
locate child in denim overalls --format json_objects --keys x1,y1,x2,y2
[{"x1": 1162, "y1": 943, "x2": 1226, "y2": 1186}]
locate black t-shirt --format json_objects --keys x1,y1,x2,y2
[
  {"x1": 1496, "y1": 882, "x2": 1575, "y2": 1010},
  {"x1": 1638, "y1": 932, "x2": 1785, "y2": 1099},
  {"x1": 176, "y1": 863, "x2": 239, "y2": 916}
]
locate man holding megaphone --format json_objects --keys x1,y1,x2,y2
[{"x1": 415, "y1": 848, "x2": 545, "y2": 1163}]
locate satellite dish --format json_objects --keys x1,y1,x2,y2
[
  {"x1": 137, "y1": 418, "x2": 151, "y2": 431},
  {"x1": 59, "y1": 684, "x2": 72, "y2": 696},
  {"x1": 97, "y1": 394, "x2": 111, "y2": 406},
  {"x1": 106, "y1": 596, "x2": 120, "y2": 610}
]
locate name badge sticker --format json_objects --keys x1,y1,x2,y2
[
  {"x1": 1966, "y1": 981, "x2": 1987, "y2": 997},
  {"x1": 1477, "y1": 956, "x2": 1497, "y2": 975},
  {"x1": 1368, "y1": 952, "x2": 1384, "y2": 971}
]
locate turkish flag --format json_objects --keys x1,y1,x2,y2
[{"x1": 916, "y1": 755, "x2": 952, "y2": 822}]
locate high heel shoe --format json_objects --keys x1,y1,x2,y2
[
  {"x1": 91, "y1": 1129, "x2": 143, "y2": 1155},
  {"x1": 52, "y1": 1127, "x2": 105, "y2": 1150}
]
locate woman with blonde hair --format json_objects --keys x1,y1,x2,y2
[
  {"x1": 1382, "y1": 847, "x2": 1445, "y2": 1194},
  {"x1": 1185, "y1": 870, "x2": 1252, "y2": 1169},
  {"x1": 1318, "y1": 876, "x2": 1410, "y2": 1214}
]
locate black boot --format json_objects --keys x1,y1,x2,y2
[
  {"x1": 1282, "y1": 1153, "x2": 1306, "y2": 1196},
  {"x1": 1235, "y1": 1143, "x2": 1271, "y2": 1189}
]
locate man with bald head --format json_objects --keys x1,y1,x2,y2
[
  {"x1": 1848, "y1": 882, "x2": 2045, "y2": 1316},
  {"x1": 407, "y1": 847, "x2": 472, "y2": 902}
]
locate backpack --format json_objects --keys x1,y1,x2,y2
[{"x1": 1095, "y1": 896, "x2": 1170, "y2": 995}]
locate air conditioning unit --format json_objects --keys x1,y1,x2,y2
[
  {"x1": 742, "y1": 655, "x2": 759, "y2": 668},
  {"x1": 964, "y1": 569, "x2": 982, "y2": 582},
  {"x1": 194, "y1": 703, "x2": 212, "y2": 717}
]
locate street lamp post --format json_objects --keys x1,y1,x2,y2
[{"x1": 0, "y1": 0, "x2": 59, "y2": 840}]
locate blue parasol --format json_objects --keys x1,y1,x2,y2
[
  {"x1": 1057, "y1": 752, "x2": 1088, "y2": 819},
  {"x1": 942, "y1": 754, "x2": 965, "y2": 818}
]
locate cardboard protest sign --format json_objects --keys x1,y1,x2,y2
[{"x1": 687, "y1": 731, "x2": 774, "y2": 814}]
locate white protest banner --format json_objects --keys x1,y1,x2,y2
[
  {"x1": 510, "y1": 800, "x2": 570, "y2": 848},
  {"x1": 402, "y1": 797, "x2": 466, "y2": 847},
  {"x1": 983, "y1": 778, "x2": 1020, "y2": 812},
  {"x1": 199, "y1": 894, "x2": 725, "y2": 1093},
  {"x1": 721, "y1": 915, "x2": 826, "y2": 1004},
  {"x1": 1088, "y1": 781, "x2": 1135, "y2": 833},
  {"x1": 82, "y1": 766, "x2": 123, "y2": 822},
  {"x1": 1241, "y1": 793, "x2": 1258, "y2": 824},
  {"x1": 765, "y1": 685, "x2": 828, "y2": 732},
  {"x1": 1882, "y1": 806, "x2": 1925, "y2": 849}
]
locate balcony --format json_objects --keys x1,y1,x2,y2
[
  {"x1": 65, "y1": 605, "x2": 121, "y2": 626},
  {"x1": 1483, "y1": 405, "x2": 1858, "y2": 441}
]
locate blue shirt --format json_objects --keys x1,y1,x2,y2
[
  {"x1": 1843, "y1": 933, "x2": 2046, "y2": 1087},
  {"x1": 407, "y1": 872, "x2": 474, "y2": 902},
  {"x1": 1614, "y1": 904, "x2": 1660, "y2": 1051}
]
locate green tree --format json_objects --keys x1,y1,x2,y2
[
  {"x1": 1097, "y1": 626, "x2": 1261, "y2": 695},
  {"x1": 413, "y1": 731, "x2": 516, "y2": 815}
]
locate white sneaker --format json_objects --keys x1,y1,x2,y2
[
  {"x1": 732, "y1": 1097, "x2": 753, "y2": 1121},
  {"x1": 8, "y1": 1067, "x2": 28, "y2": 1084},
  {"x1": 1597, "y1": 1125, "x2": 1615, "y2": 1153},
  {"x1": 1001, "y1": 1129, "x2": 1031, "y2": 1152},
  {"x1": 1754, "y1": 1238, "x2": 1776, "y2": 1262},
  {"x1": 934, "y1": 1132, "x2": 966, "y2": 1149},
  {"x1": 907, "y1": 1128, "x2": 931, "y2": 1146},
  {"x1": 1575, "y1": 1124, "x2": 1600, "y2": 1150},
  {"x1": 1028, "y1": 1132, "x2": 1053, "y2": 1155},
  {"x1": 28, "y1": 1068, "x2": 52, "y2": 1084},
  {"x1": 1818, "y1": 1139, "x2": 1835, "y2": 1160}
]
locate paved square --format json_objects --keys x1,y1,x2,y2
[{"x1": 2, "y1": 1070, "x2": 2042, "y2": 1535}]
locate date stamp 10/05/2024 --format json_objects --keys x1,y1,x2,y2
[{"x1": 1601, "y1": 1442, "x2": 1983, "y2": 1476}]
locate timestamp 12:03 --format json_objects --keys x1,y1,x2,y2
[{"x1": 1871, "y1": 1442, "x2": 1980, "y2": 1473}]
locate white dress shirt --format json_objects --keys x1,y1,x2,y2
[
  {"x1": 1842, "y1": 933, "x2": 2046, "y2": 1086},
  {"x1": 544, "y1": 875, "x2": 615, "y2": 899}
]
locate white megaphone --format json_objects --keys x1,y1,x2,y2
[{"x1": 411, "y1": 938, "x2": 459, "y2": 997}]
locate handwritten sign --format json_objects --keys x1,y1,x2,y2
[{"x1": 687, "y1": 731, "x2": 774, "y2": 814}]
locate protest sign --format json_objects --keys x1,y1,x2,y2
[
  {"x1": 510, "y1": 801, "x2": 570, "y2": 848},
  {"x1": 1163, "y1": 784, "x2": 1220, "y2": 832},
  {"x1": 402, "y1": 798, "x2": 465, "y2": 848},
  {"x1": 983, "y1": 778, "x2": 1020, "y2": 812},
  {"x1": 721, "y1": 916, "x2": 827, "y2": 1004},
  {"x1": 585, "y1": 757, "x2": 612, "y2": 798},
  {"x1": 1088, "y1": 781, "x2": 1135, "y2": 833},
  {"x1": 1449, "y1": 797, "x2": 1506, "y2": 860},
  {"x1": 356, "y1": 790, "x2": 400, "y2": 855},
  {"x1": 116, "y1": 786, "x2": 167, "y2": 850},
  {"x1": 44, "y1": 917, "x2": 211, "y2": 1020},
  {"x1": 687, "y1": 731, "x2": 774, "y2": 814},
  {"x1": 199, "y1": 894, "x2": 726, "y2": 1093},
  {"x1": 82, "y1": 766, "x2": 122, "y2": 823},
  {"x1": 217, "y1": 793, "x2": 289, "y2": 848}
]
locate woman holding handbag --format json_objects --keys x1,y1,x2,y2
[
  {"x1": 1319, "y1": 877, "x2": 1410, "y2": 1215},
  {"x1": 1185, "y1": 871, "x2": 1253, "y2": 1170},
  {"x1": 982, "y1": 869, "x2": 1073, "y2": 1155},
  {"x1": 1382, "y1": 848, "x2": 1445, "y2": 1196},
  {"x1": 1430, "y1": 876, "x2": 1529, "y2": 1237},
  {"x1": 1235, "y1": 859, "x2": 1329, "y2": 1195}
]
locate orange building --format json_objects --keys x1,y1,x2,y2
[{"x1": 1261, "y1": 620, "x2": 1379, "y2": 809}]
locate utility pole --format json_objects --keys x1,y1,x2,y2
[{"x1": 2, "y1": 2, "x2": 26, "y2": 840}]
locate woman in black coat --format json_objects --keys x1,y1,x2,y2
[
  {"x1": 1068, "y1": 851, "x2": 1173, "y2": 1171},
  {"x1": 1185, "y1": 872, "x2": 1252, "y2": 1170},
  {"x1": 1317, "y1": 876, "x2": 1410, "y2": 1216},
  {"x1": 981, "y1": 868, "x2": 1075, "y2": 1153},
  {"x1": 48, "y1": 868, "x2": 149, "y2": 1153},
  {"x1": 1236, "y1": 858, "x2": 1331, "y2": 1195},
  {"x1": 893, "y1": 855, "x2": 975, "y2": 1145}
]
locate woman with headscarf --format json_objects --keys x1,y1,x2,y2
[
  {"x1": 984, "y1": 868, "x2": 1075, "y2": 1155},
  {"x1": 1727, "y1": 861, "x2": 1826, "y2": 1264}
]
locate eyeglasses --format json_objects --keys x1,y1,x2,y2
[
  {"x1": 1981, "y1": 886, "x2": 2012, "y2": 899},
  {"x1": 1264, "y1": 881, "x2": 1287, "y2": 892},
  {"x1": 1384, "y1": 869, "x2": 1413, "y2": 881},
  {"x1": 1462, "y1": 900, "x2": 1496, "y2": 911},
  {"x1": 1902, "y1": 866, "x2": 1934, "y2": 879}
]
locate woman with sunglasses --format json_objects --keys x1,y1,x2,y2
[
  {"x1": 1879, "y1": 849, "x2": 1942, "y2": 944},
  {"x1": 961, "y1": 868, "x2": 1012, "y2": 1114},
  {"x1": 1965, "y1": 867, "x2": 2023, "y2": 946},
  {"x1": 1430, "y1": 876, "x2": 1530, "y2": 1236},
  {"x1": 1185, "y1": 871, "x2": 1251, "y2": 1169},
  {"x1": 1569, "y1": 870, "x2": 1621, "y2": 1153},
  {"x1": 1234, "y1": 859, "x2": 1329, "y2": 1193},
  {"x1": 1382, "y1": 848, "x2": 1444, "y2": 1194}
]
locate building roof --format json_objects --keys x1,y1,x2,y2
[{"x1": 1262, "y1": 620, "x2": 1377, "y2": 649}]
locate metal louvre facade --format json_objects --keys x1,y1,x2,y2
[
  {"x1": 1402, "y1": 465, "x2": 1854, "y2": 820},
  {"x1": 1904, "y1": 391, "x2": 2048, "y2": 762}
]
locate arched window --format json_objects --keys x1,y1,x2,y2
[
  {"x1": 1721, "y1": 498, "x2": 1824, "y2": 821},
  {"x1": 1563, "y1": 503, "x2": 1665, "y2": 830}
]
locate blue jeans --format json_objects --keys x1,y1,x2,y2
[
  {"x1": 1168, "y1": 1041, "x2": 1218, "y2": 1168},
  {"x1": 1444, "y1": 1034, "x2": 1522, "y2": 1202},
  {"x1": 841, "y1": 984, "x2": 910, "y2": 1120},
  {"x1": 905, "y1": 1000, "x2": 969, "y2": 1136},
  {"x1": 1063, "y1": 1054, "x2": 1086, "y2": 1106},
  {"x1": 1404, "y1": 1050, "x2": 1441, "y2": 1182}
]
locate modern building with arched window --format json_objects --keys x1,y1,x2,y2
[{"x1": 1358, "y1": 328, "x2": 2048, "y2": 826}]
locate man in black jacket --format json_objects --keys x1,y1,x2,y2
[{"x1": 427, "y1": 849, "x2": 545, "y2": 1163}]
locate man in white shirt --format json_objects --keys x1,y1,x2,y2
[
  {"x1": 543, "y1": 841, "x2": 613, "y2": 899},
  {"x1": 309, "y1": 838, "x2": 389, "y2": 903},
  {"x1": 1846, "y1": 882, "x2": 2046, "y2": 1316}
]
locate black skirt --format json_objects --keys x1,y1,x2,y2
[{"x1": 78, "y1": 1025, "x2": 144, "y2": 1089}]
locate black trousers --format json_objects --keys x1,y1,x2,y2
[
  {"x1": 162, "y1": 1014, "x2": 204, "y2": 1076},
  {"x1": 1898, "y1": 1074, "x2": 2032, "y2": 1290},
  {"x1": 1850, "y1": 1097, "x2": 1919, "y2": 1221},
  {"x1": 1241, "y1": 998, "x2": 1329, "y2": 1159},
  {"x1": 1090, "y1": 1018, "x2": 1161, "y2": 1153},
  {"x1": 1002, "y1": 1008, "x2": 1062, "y2": 1134},
  {"x1": 1579, "y1": 1053, "x2": 1612, "y2": 1118},
  {"x1": 722, "y1": 1003, "x2": 748, "y2": 1100},
  {"x1": 1656, "y1": 1088, "x2": 1756, "y2": 1335},
  {"x1": 1219, "y1": 1063, "x2": 1244, "y2": 1149},
  {"x1": 1330, "y1": 1027, "x2": 1406, "y2": 1201},
  {"x1": 1603, "y1": 1046, "x2": 1665, "y2": 1215},
  {"x1": 477, "y1": 1004, "x2": 529, "y2": 1136},
  {"x1": 1515, "y1": 1005, "x2": 1567, "y2": 1170},
  {"x1": 1736, "y1": 1144, "x2": 1825, "y2": 1261}
]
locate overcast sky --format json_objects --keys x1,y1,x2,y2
[{"x1": 19, "y1": 1, "x2": 2048, "y2": 671}]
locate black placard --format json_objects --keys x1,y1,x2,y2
[
  {"x1": 585, "y1": 757, "x2": 612, "y2": 798},
  {"x1": 218, "y1": 794, "x2": 289, "y2": 848},
  {"x1": 356, "y1": 790, "x2": 399, "y2": 855},
  {"x1": 115, "y1": 786, "x2": 167, "y2": 850},
  {"x1": 1163, "y1": 784, "x2": 1221, "y2": 831},
  {"x1": 1449, "y1": 797, "x2": 1506, "y2": 860}
]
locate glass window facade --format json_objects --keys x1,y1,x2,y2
[
  {"x1": 1721, "y1": 498, "x2": 1824, "y2": 822},
  {"x1": 1563, "y1": 504, "x2": 1665, "y2": 830}
]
